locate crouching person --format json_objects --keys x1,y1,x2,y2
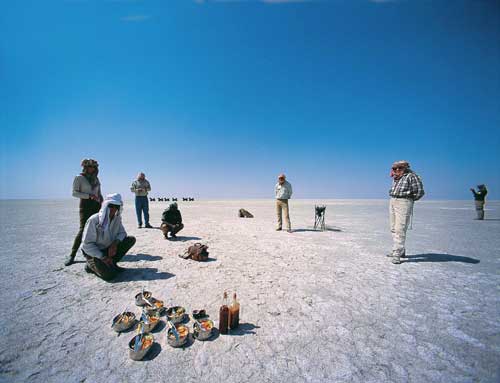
[
  {"x1": 161, "y1": 203, "x2": 184, "y2": 240},
  {"x1": 81, "y1": 193, "x2": 136, "y2": 281}
]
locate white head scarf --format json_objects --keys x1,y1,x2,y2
[{"x1": 98, "y1": 193, "x2": 123, "y2": 231}]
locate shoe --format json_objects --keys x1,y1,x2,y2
[
  {"x1": 145, "y1": 223, "x2": 153, "y2": 228},
  {"x1": 386, "y1": 251, "x2": 406, "y2": 258},
  {"x1": 114, "y1": 265, "x2": 126, "y2": 272},
  {"x1": 171, "y1": 233, "x2": 177, "y2": 239},
  {"x1": 138, "y1": 224, "x2": 142, "y2": 228},
  {"x1": 84, "y1": 264, "x2": 94, "y2": 274},
  {"x1": 64, "y1": 254, "x2": 76, "y2": 267},
  {"x1": 276, "y1": 227, "x2": 282, "y2": 231},
  {"x1": 391, "y1": 257, "x2": 401, "y2": 264},
  {"x1": 287, "y1": 229, "x2": 292, "y2": 233}
]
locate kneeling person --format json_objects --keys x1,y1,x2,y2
[
  {"x1": 161, "y1": 203, "x2": 184, "y2": 239},
  {"x1": 81, "y1": 193, "x2": 136, "y2": 280}
]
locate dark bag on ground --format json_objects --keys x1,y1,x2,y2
[
  {"x1": 180, "y1": 243, "x2": 209, "y2": 261},
  {"x1": 239, "y1": 209, "x2": 254, "y2": 218}
]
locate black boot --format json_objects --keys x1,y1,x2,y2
[{"x1": 64, "y1": 254, "x2": 76, "y2": 267}]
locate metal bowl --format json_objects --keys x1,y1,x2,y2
[
  {"x1": 166, "y1": 324, "x2": 189, "y2": 348},
  {"x1": 166, "y1": 306, "x2": 186, "y2": 324},
  {"x1": 111, "y1": 312, "x2": 136, "y2": 332},
  {"x1": 143, "y1": 298, "x2": 165, "y2": 315},
  {"x1": 139, "y1": 311, "x2": 161, "y2": 333},
  {"x1": 128, "y1": 333, "x2": 154, "y2": 361},
  {"x1": 193, "y1": 318, "x2": 214, "y2": 341},
  {"x1": 135, "y1": 291, "x2": 153, "y2": 306}
]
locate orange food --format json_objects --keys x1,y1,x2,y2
[
  {"x1": 149, "y1": 316, "x2": 158, "y2": 323},
  {"x1": 200, "y1": 320, "x2": 213, "y2": 331},
  {"x1": 169, "y1": 325, "x2": 188, "y2": 339},
  {"x1": 141, "y1": 337, "x2": 153, "y2": 350},
  {"x1": 154, "y1": 301, "x2": 163, "y2": 308}
]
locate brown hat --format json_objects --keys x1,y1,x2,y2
[{"x1": 81, "y1": 158, "x2": 99, "y2": 168}]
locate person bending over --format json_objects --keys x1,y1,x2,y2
[
  {"x1": 161, "y1": 203, "x2": 184, "y2": 240},
  {"x1": 470, "y1": 184, "x2": 488, "y2": 220},
  {"x1": 81, "y1": 193, "x2": 136, "y2": 281}
]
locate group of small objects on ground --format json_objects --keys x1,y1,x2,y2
[
  {"x1": 149, "y1": 197, "x2": 195, "y2": 202},
  {"x1": 111, "y1": 290, "x2": 240, "y2": 361}
]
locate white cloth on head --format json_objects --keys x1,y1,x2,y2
[
  {"x1": 81, "y1": 193, "x2": 127, "y2": 259},
  {"x1": 99, "y1": 193, "x2": 123, "y2": 232}
]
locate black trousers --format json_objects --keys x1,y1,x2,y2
[
  {"x1": 84, "y1": 236, "x2": 136, "y2": 281},
  {"x1": 71, "y1": 199, "x2": 101, "y2": 257}
]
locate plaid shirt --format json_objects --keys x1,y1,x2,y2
[{"x1": 389, "y1": 171, "x2": 425, "y2": 201}]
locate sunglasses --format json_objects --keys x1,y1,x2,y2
[
  {"x1": 108, "y1": 204, "x2": 120, "y2": 209},
  {"x1": 392, "y1": 167, "x2": 405, "y2": 171}
]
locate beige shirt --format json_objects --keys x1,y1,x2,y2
[{"x1": 72, "y1": 175, "x2": 102, "y2": 200}]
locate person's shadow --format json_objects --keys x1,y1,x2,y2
[
  {"x1": 292, "y1": 227, "x2": 342, "y2": 233},
  {"x1": 227, "y1": 323, "x2": 260, "y2": 336},
  {"x1": 121, "y1": 253, "x2": 163, "y2": 262},
  {"x1": 405, "y1": 253, "x2": 480, "y2": 264},
  {"x1": 172, "y1": 236, "x2": 202, "y2": 242},
  {"x1": 111, "y1": 268, "x2": 175, "y2": 283}
]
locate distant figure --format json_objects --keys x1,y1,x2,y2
[
  {"x1": 158, "y1": 197, "x2": 164, "y2": 202},
  {"x1": 65, "y1": 158, "x2": 103, "y2": 267},
  {"x1": 149, "y1": 197, "x2": 156, "y2": 202},
  {"x1": 166, "y1": 198, "x2": 170, "y2": 202},
  {"x1": 183, "y1": 197, "x2": 188, "y2": 201},
  {"x1": 130, "y1": 172, "x2": 152, "y2": 228},
  {"x1": 81, "y1": 194, "x2": 136, "y2": 281},
  {"x1": 388, "y1": 160, "x2": 425, "y2": 264},
  {"x1": 189, "y1": 197, "x2": 195, "y2": 201},
  {"x1": 275, "y1": 174, "x2": 293, "y2": 232},
  {"x1": 161, "y1": 203, "x2": 184, "y2": 240},
  {"x1": 239, "y1": 209, "x2": 254, "y2": 218},
  {"x1": 470, "y1": 184, "x2": 488, "y2": 220},
  {"x1": 172, "y1": 198, "x2": 178, "y2": 202}
]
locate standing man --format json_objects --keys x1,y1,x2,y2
[
  {"x1": 275, "y1": 173, "x2": 293, "y2": 232},
  {"x1": 130, "y1": 172, "x2": 152, "y2": 228},
  {"x1": 388, "y1": 161, "x2": 425, "y2": 265},
  {"x1": 470, "y1": 184, "x2": 488, "y2": 220},
  {"x1": 65, "y1": 158, "x2": 103, "y2": 266}
]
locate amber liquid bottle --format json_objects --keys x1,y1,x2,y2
[
  {"x1": 229, "y1": 293, "x2": 240, "y2": 329},
  {"x1": 219, "y1": 292, "x2": 229, "y2": 335}
]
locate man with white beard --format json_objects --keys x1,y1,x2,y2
[{"x1": 387, "y1": 161, "x2": 425, "y2": 264}]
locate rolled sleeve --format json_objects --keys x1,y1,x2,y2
[{"x1": 72, "y1": 177, "x2": 89, "y2": 199}]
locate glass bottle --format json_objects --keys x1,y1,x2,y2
[
  {"x1": 219, "y1": 292, "x2": 229, "y2": 335},
  {"x1": 229, "y1": 293, "x2": 240, "y2": 330}
]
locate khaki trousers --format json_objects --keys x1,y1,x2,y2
[
  {"x1": 389, "y1": 198, "x2": 414, "y2": 256},
  {"x1": 276, "y1": 199, "x2": 291, "y2": 230},
  {"x1": 475, "y1": 200, "x2": 485, "y2": 220}
]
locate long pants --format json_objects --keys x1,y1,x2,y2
[
  {"x1": 70, "y1": 199, "x2": 101, "y2": 257},
  {"x1": 276, "y1": 199, "x2": 291, "y2": 230},
  {"x1": 161, "y1": 222, "x2": 184, "y2": 238},
  {"x1": 475, "y1": 200, "x2": 485, "y2": 220},
  {"x1": 135, "y1": 196, "x2": 150, "y2": 226},
  {"x1": 389, "y1": 198, "x2": 414, "y2": 257},
  {"x1": 84, "y1": 236, "x2": 136, "y2": 281}
]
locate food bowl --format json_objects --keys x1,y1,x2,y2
[
  {"x1": 143, "y1": 298, "x2": 165, "y2": 315},
  {"x1": 135, "y1": 291, "x2": 153, "y2": 306},
  {"x1": 166, "y1": 306, "x2": 186, "y2": 324},
  {"x1": 139, "y1": 311, "x2": 161, "y2": 333},
  {"x1": 128, "y1": 333, "x2": 154, "y2": 361},
  {"x1": 111, "y1": 312, "x2": 136, "y2": 332},
  {"x1": 166, "y1": 324, "x2": 189, "y2": 348},
  {"x1": 193, "y1": 318, "x2": 214, "y2": 341}
]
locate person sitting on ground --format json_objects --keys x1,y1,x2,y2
[
  {"x1": 81, "y1": 193, "x2": 136, "y2": 281},
  {"x1": 161, "y1": 203, "x2": 184, "y2": 240},
  {"x1": 470, "y1": 184, "x2": 488, "y2": 220}
]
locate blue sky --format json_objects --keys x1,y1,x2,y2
[{"x1": 1, "y1": 0, "x2": 499, "y2": 199}]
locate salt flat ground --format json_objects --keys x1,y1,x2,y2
[{"x1": 0, "y1": 199, "x2": 499, "y2": 383}]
